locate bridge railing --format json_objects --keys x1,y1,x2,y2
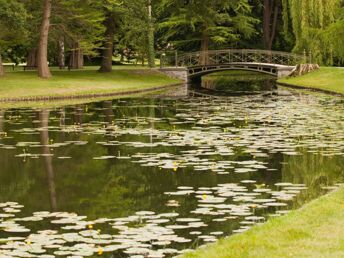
[{"x1": 160, "y1": 49, "x2": 304, "y2": 68}]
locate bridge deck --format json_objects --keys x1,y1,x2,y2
[{"x1": 159, "y1": 49, "x2": 302, "y2": 81}]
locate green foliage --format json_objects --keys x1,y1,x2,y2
[
  {"x1": 324, "y1": 6, "x2": 344, "y2": 63},
  {"x1": 0, "y1": 0, "x2": 27, "y2": 48},
  {"x1": 158, "y1": 0, "x2": 258, "y2": 51},
  {"x1": 51, "y1": 0, "x2": 106, "y2": 56},
  {"x1": 284, "y1": 0, "x2": 342, "y2": 64},
  {"x1": 1, "y1": 0, "x2": 344, "y2": 67},
  {"x1": 119, "y1": 0, "x2": 154, "y2": 63}
]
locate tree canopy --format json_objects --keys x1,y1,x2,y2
[{"x1": 0, "y1": 0, "x2": 343, "y2": 78}]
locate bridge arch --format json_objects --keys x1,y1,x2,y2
[
  {"x1": 187, "y1": 63, "x2": 280, "y2": 79},
  {"x1": 159, "y1": 49, "x2": 302, "y2": 82}
]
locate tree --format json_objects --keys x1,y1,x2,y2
[
  {"x1": 158, "y1": 0, "x2": 257, "y2": 54},
  {"x1": 147, "y1": 0, "x2": 156, "y2": 68},
  {"x1": 21, "y1": 0, "x2": 42, "y2": 69},
  {"x1": 54, "y1": 0, "x2": 104, "y2": 70},
  {"x1": 283, "y1": 0, "x2": 341, "y2": 64},
  {"x1": 118, "y1": 0, "x2": 157, "y2": 67},
  {"x1": 0, "y1": 0, "x2": 27, "y2": 76},
  {"x1": 99, "y1": 13, "x2": 116, "y2": 72},
  {"x1": 263, "y1": 0, "x2": 280, "y2": 50},
  {"x1": 324, "y1": 5, "x2": 344, "y2": 64},
  {"x1": 37, "y1": 0, "x2": 52, "y2": 78},
  {"x1": 99, "y1": 0, "x2": 123, "y2": 73},
  {"x1": 22, "y1": 0, "x2": 104, "y2": 75}
]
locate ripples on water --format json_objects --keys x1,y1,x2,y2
[{"x1": 0, "y1": 78, "x2": 343, "y2": 257}]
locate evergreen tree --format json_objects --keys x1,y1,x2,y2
[
  {"x1": 158, "y1": 0, "x2": 257, "y2": 53},
  {"x1": 99, "y1": 0, "x2": 123, "y2": 73},
  {"x1": 0, "y1": 0, "x2": 27, "y2": 76},
  {"x1": 119, "y1": 0, "x2": 157, "y2": 67},
  {"x1": 54, "y1": 0, "x2": 105, "y2": 70}
]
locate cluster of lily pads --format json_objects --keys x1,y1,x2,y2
[
  {"x1": 0, "y1": 91, "x2": 343, "y2": 257},
  {"x1": 0, "y1": 179, "x2": 307, "y2": 257}
]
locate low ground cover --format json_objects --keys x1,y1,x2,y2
[
  {"x1": 278, "y1": 67, "x2": 344, "y2": 94},
  {"x1": 0, "y1": 66, "x2": 179, "y2": 100}
]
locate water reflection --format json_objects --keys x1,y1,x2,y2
[
  {"x1": 0, "y1": 110, "x2": 4, "y2": 133},
  {"x1": 201, "y1": 71, "x2": 276, "y2": 93},
  {"x1": 0, "y1": 84, "x2": 343, "y2": 257},
  {"x1": 39, "y1": 110, "x2": 58, "y2": 212},
  {"x1": 282, "y1": 150, "x2": 344, "y2": 208}
]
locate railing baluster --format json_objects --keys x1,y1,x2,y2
[{"x1": 163, "y1": 49, "x2": 302, "y2": 69}]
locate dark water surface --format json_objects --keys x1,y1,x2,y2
[
  {"x1": 201, "y1": 71, "x2": 276, "y2": 93},
  {"x1": 0, "y1": 76, "x2": 343, "y2": 257}
]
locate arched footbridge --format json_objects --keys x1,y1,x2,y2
[{"x1": 159, "y1": 49, "x2": 304, "y2": 82}]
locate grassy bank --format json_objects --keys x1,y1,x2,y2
[
  {"x1": 278, "y1": 67, "x2": 344, "y2": 95},
  {"x1": 184, "y1": 187, "x2": 344, "y2": 258},
  {"x1": 0, "y1": 66, "x2": 179, "y2": 100}
]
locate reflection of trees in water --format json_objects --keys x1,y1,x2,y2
[
  {"x1": 281, "y1": 149, "x2": 344, "y2": 208},
  {"x1": 74, "y1": 106, "x2": 84, "y2": 125},
  {"x1": 59, "y1": 108, "x2": 66, "y2": 141},
  {"x1": 103, "y1": 101, "x2": 114, "y2": 125},
  {"x1": 0, "y1": 109, "x2": 38, "y2": 205},
  {"x1": 149, "y1": 99, "x2": 155, "y2": 144},
  {"x1": 201, "y1": 72, "x2": 276, "y2": 92},
  {"x1": 0, "y1": 110, "x2": 4, "y2": 133},
  {"x1": 39, "y1": 110, "x2": 58, "y2": 211}
]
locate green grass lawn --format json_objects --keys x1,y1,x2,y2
[
  {"x1": 184, "y1": 187, "x2": 344, "y2": 258},
  {"x1": 0, "y1": 66, "x2": 179, "y2": 100},
  {"x1": 278, "y1": 67, "x2": 344, "y2": 95}
]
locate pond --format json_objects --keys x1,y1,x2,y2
[{"x1": 0, "y1": 73, "x2": 343, "y2": 257}]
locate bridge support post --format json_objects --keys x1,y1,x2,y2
[
  {"x1": 277, "y1": 66, "x2": 295, "y2": 78},
  {"x1": 159, "y1": 67, "x2": 189, "y2": 83}
]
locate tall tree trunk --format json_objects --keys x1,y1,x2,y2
[
  {"x1": 263, "y1": 0, "x2": 279, "y2": 50},
  {"x1": 37, "y1": 0, "x2": 52, "y2": 78},
  {"x1": 263, "y1": 0, "x2": 271, "y2": 49},
  {"x1": 27, "y1": 48, "x2": 38, "y2": 70},
  {"x1": 147, "y1": 0, "x2": 155, "y2": 68},
  {"x1": 200, "y1": 29, "x2": 210, "y2": 65},
  {"x1": 269, "y1": 1, "x2": 279, "y2": 50},
  {"x1": 69, "y1": 42, "x2": 83, "y2": 69},
  {"x1": 39, "y1": 109, "x2": 57, "y2": 211},
  {"x1": 99, "y1": 16, "x2": 115, "y2": 73},
  {"x1": 58, "y1": 37, "x2": 65, "y2": 69},
  {"x1": 0, "y1": 54, "x2": 4, "y2": 77}
]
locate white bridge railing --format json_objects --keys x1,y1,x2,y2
[{"x1": 160, "y1": 49, "x2": 304, "y2": 67}]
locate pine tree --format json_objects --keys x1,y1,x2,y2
[
  {"x1": 0, "y1": 0, "x2": 27, "y2": 76},
  {"x1": 158, "y1": 0, "x2": 257, "y2": 53},
  {"x1": 98, "y1": 0, "x2": 124, "y2": 73}
]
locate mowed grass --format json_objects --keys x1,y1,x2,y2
[
  {"x1": 278, "y1": 67, "x2": 344, "y2": 94},
  {"x1": 0, "y1": 66, "x2": 179, "y2": 99},
  {"x1": 184, "y1": 187, "x2": 344, "y2": 258}
]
